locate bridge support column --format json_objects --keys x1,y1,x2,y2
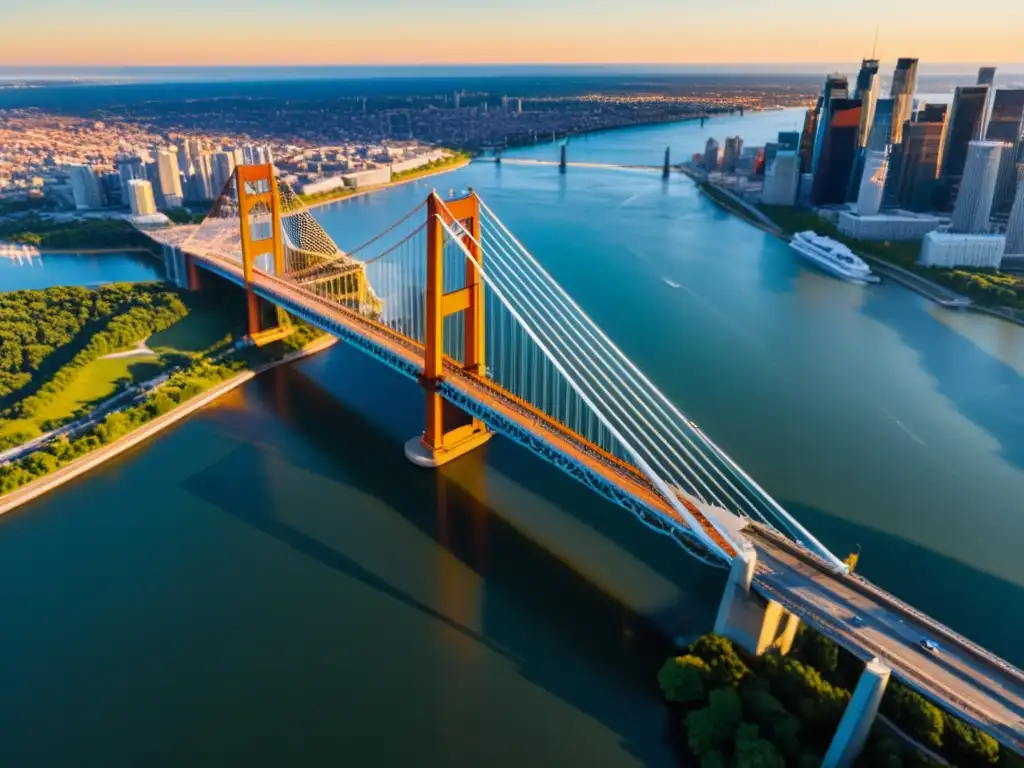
[
  {"x1": 407, "y1": 191, "x2": 491, "y2": 468},
  {"x1": 714, "y1": 545, "x2": 801, "y2": 656},
  {"x1": 185, "y1": 252, "x2": 201, "y2": 291},
  {"x1": 822, "y1": 658, "x2": 891, "y2": 768}
]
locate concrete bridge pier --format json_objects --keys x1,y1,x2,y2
[
  {"x1": 822, "y1": 658, "x2": 891, "y2": 768},
  {"x1": 559, "y1": 144, "x2": 567, "y2": 172},
  {"x1": 713, "y1": 545, "x2": 800, "y2": 656}
]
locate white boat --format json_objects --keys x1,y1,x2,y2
[{"x1": 789, "y1": 231, "x2": 874, "y2": 283}]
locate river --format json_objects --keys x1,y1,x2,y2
[
  {"x1": 0, "y1": 251, "x2": 163, "y2": 291},
  {"x1": 1, "y1": 109, "x2": 1023, "y2": 765}
]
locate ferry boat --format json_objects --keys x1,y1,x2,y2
[{"x1": 789, "y1": 231, "x2": 875, "y2": 283}]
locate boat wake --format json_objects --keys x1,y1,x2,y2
[{"x1": 663, "y1": 278, "x2": 682, "y2": 289}]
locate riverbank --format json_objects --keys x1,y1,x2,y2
[
  {"x1": 300, "y1": 156, "x2": 472, "y2": 211},
  {"x1": 682, "y1": 172, "x2": 1019, "y2": 319},
  {"x1": 0, "y1": 334, "x2": 337, "y2": 517}
]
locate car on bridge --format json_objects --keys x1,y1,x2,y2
[
  {"x1": 919, "y1": 638, "x2": 940, "y2": 654},
  {"x1": 849, "y1": 615, "x2": 865, "y2": 627}
]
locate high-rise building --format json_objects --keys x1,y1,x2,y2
[
  {"x1": 761, "y1": 151, "x2": 800, "y2": 206},
  {"x1": 895, "y1": 116, "x2": 948, "y2": 211},
  {"x1": 763, "y1": 142, "x2": 779, "y2": 172},
  {"x1": 777, "y1": 131, "x2": 800, "y2": 153},
  {"x1": 984, "y1": 89, "x2": 1024, "y2": 214},
  {"x1": 889, "y1": 58, "x2": 919, "y2": 145},
  {"x1": 942, "y1": 86, "x2": 992, "y2": 180},
  {"x1": 241, "y1": 144, "x2": 274, "y2": 166},
  {"x1": 811, "y1": 75, "x2": 849, "y2": 175},
  {"x1": 115, "y1": 155, "x2": 146, "y2": 207},
  {"x1": 177, "y1": 144, "x2": 192, "y2": 178},
  {"x1": 192, "y1": 154, "x2": 215, "y2": 200},
  {"x1": 1005, "y1": 164, "x2": 1024, "y2": 254},
  {"x1": 127, "y1": 179, "x2": 157, "y2": 216},
  {"x1": 951, "y1": 141, "x2": 1005, "y2": 233},
  {"x1": 866, "y1": 98, "x2": 895, "y2": 151},
  {"x1": 211, "y1": 151, "x2": 237, "y2": 197},
  {"x1": 854, "y1": 58, "x2": 881, "y2": 148},
  {"x1": 67, "y1": 164, "x2": 104, "y2": 210},
  {"x1": 703, "y1": 138, "x2": 720, "y2": 171},
  {"x1": 856, "y1": 149, "x2": 889, "y2": 215},
  {"x1": 813, "y1": 99, "x2": 862, "y2": 206},
  {"x1": 799, "y1": 105, "x2": 819, "y2": 173},
  {"x1": 155, "y1": 149, "x2": 183, "y2": 208},
  {"x1": 977, "y1": 67, "x2": 997, "y2": 86},
  {"x1": 722, "y1": 136, "x2": 743, "y2": 172}
]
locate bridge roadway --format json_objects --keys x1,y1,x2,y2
[
  {"x1": 164, "y1": 234, "x2": 1024, "y2": 755},
  {"x1": 480, "y1": 157, "x2": 664, "y2": 172},
  {"x1": 748, "y1": 526, "x2": 1024, "y2": 753}
]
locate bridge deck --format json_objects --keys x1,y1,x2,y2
[{"x1": 749, "y1": 525, "x2": 1024, "y2": 753}]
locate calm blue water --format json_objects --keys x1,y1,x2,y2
[
  {"x1": 0, "y1": 252, "x2": 162, "y2": 291},
  {"x1": 1, "y1": 110, "x2": 1022, "y2": 764}
]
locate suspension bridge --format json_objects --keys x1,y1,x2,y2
[{"x1": 150, "y1": 163, "x2": 1024, "y2": 762}]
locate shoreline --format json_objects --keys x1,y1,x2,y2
[
  {"x1": 301, "y1": 158, "x2": 472, "y2": 211},
  {"x1": 685, "y1": 173, "x2": 1024, "y2": 327},
  {"x1": 0, "y1": 334, "x2": 337, "y2": 517}
]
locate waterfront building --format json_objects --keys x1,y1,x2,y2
[
  {"x1": 127, "y1": 179, "x2": 157, "y2": 216},
  {"x1": 1006, "y1": 165, "x2": 1024, "y2": 255},
  {"x1": 978, "y1": 67, "x2": 997, "y2": 86},
  {"x1": 155, "y1": 149, "x2": 183, "y2": 208},
  {"x1": 941, "y1": 86, "x2": 992, "y2": 181},
  {"x1": 856, "y1": 149, "x2": 889, "y2": 215},
  {"x1": 889, "y1": 58, "x2": 919, "y2": 145},
  {"x1": 722, "y1": 136, "x2": 743, "y2": 173},
  {"x1": 343, "y1": 167, "x2": 391, "y2": 189},
  {"x1": 812, "y1": 98, "x2": 862, "y2": 206},
  {"x1": 951, "y1": 141, "x2": 1005, "y2": 233},
  {"x1": 984, "y1": 89, "x2": 1024, "y2": 214},
  {"x1": 778, "y1": 131, "x2": 800, "y2": 153},
  {"x1": 703, "y1": 138, "x2": 720, "y2": 171},
  {"x1": 761, "y1": 151, "x2": 800, "y2": 206},
  {"x1": 811, "y1": 75, "x2": 849, "y2": 175},
  {"x1": 67, "y1": 164, "x2": 104, "y2": 210},
  {"x1": 919, "y1": 231, "x2": 1006, "y2": 268},
  {"x1": 854, "y1": 58, "x2": 881, "y2": 148},
  {"x1": 895, "y1": 118, "x2": 948, "y2": 211},
  {"x1": 838, "y1": 211, "x2": 941, "y2": 241}
]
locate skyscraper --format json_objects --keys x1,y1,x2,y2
[
  {"x1": 777, "y1": 131, "x2": 800, "y2": 153},
  {"x1": 856, "y1": 149, "x2": 889, "y2": 215},
  {"x1": 984, "y1": 89, "x2": 1024, "y2": 214},
  {"x1": 211, "y1": 151, "x2": 237, "y2": 197},
  {"x1": 155, "y1": 149, "x2": 184, "y2": 208},
  {"x1": 951, "y1": 141, "x2": 1005, "y2": 233},
  {"x1": 68, "y1": 164, "x2": 104, "y2": 210},
  {"x1": 127, "y1": 179, "x2": 157, "y2": 216},
  {"x1": 722, "y1": 136, "x2": 743, "y2": 173},
  {"x1": 812, "y1": 99, "x2": 862, "y2": 206},
  {"x1": 854, "y1": 58, "x2": 881, "y2": 148},
  {"x1": 1005, "y1": 165, "x2": 1024, "y2": 254},
  {"x1": 895, "y1": 114, "x2": 948, "y2": 211},
  {"x1": 762, "y1": 151, "x2": 800, "y2": 206},
  {"x1": 703, "y1": 138, "x2": 720, "y2": 171},
  {"x1": 115, "y1": 155, "x2": 146, "y2": 208},
  {"x1": 811, "y1": 75, "x2": 849, "y2": 175},
  {"x1": 942, "y1": 86, "x2": 992, "y2": 180},
  {"x1": 799, "y1": 107, "x2": 819, "y2": 172},
  {"x1": 977, "y1": 67, "x2": 997, "y2": 86},
  {"x1": 889, "y1": 58, "x2": 919, "y2": 145},
  {"x1": 866, "y1": 98, "x2": 895, "y2": 151}
]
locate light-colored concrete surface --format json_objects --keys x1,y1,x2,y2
[{"x1": 750, "y1": 527, "x2": 1024, "y2": 754}]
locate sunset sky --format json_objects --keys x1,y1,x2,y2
[{"x1": 6, "y1": 0, "x2": 1024, "y2": 67}]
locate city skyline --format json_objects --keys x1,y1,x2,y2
[{"x1": 5, "y1": 0, "x2": 1024, "y2": 68}]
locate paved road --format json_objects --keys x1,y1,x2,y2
[{"x1": 749, "y1": 527, "x2": 1024, "y2": 754}]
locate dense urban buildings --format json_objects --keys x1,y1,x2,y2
[{"x1": 984, "y1": 89, "x2": 1024, "y2": 213}]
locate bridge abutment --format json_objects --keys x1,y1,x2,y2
[
  {"x1": 713, "y1": 546, "x2": 801, "y2": 656},
  {"x1": 822, "y1": 658, "x2": 891, "y2": 768}
]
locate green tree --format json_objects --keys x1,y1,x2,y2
[
  {"x1": 881, "y1": 684, "x2": 944, "y2": 750},
  {"x1": 733, "y1": 722, "x2": 786, "y2": 768},
  {"x1": 943, "y1": 713, "x2": 998, "y2": 766},
  {"x1": 658, "y1": 655, "x2": 710, "y2": 704},
  {"x1": 689, "y1": 634, "x2": 751, "y2": 688},
  {"x1": 686, "y1": 687, "x2": 743, "y2": 758}
]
